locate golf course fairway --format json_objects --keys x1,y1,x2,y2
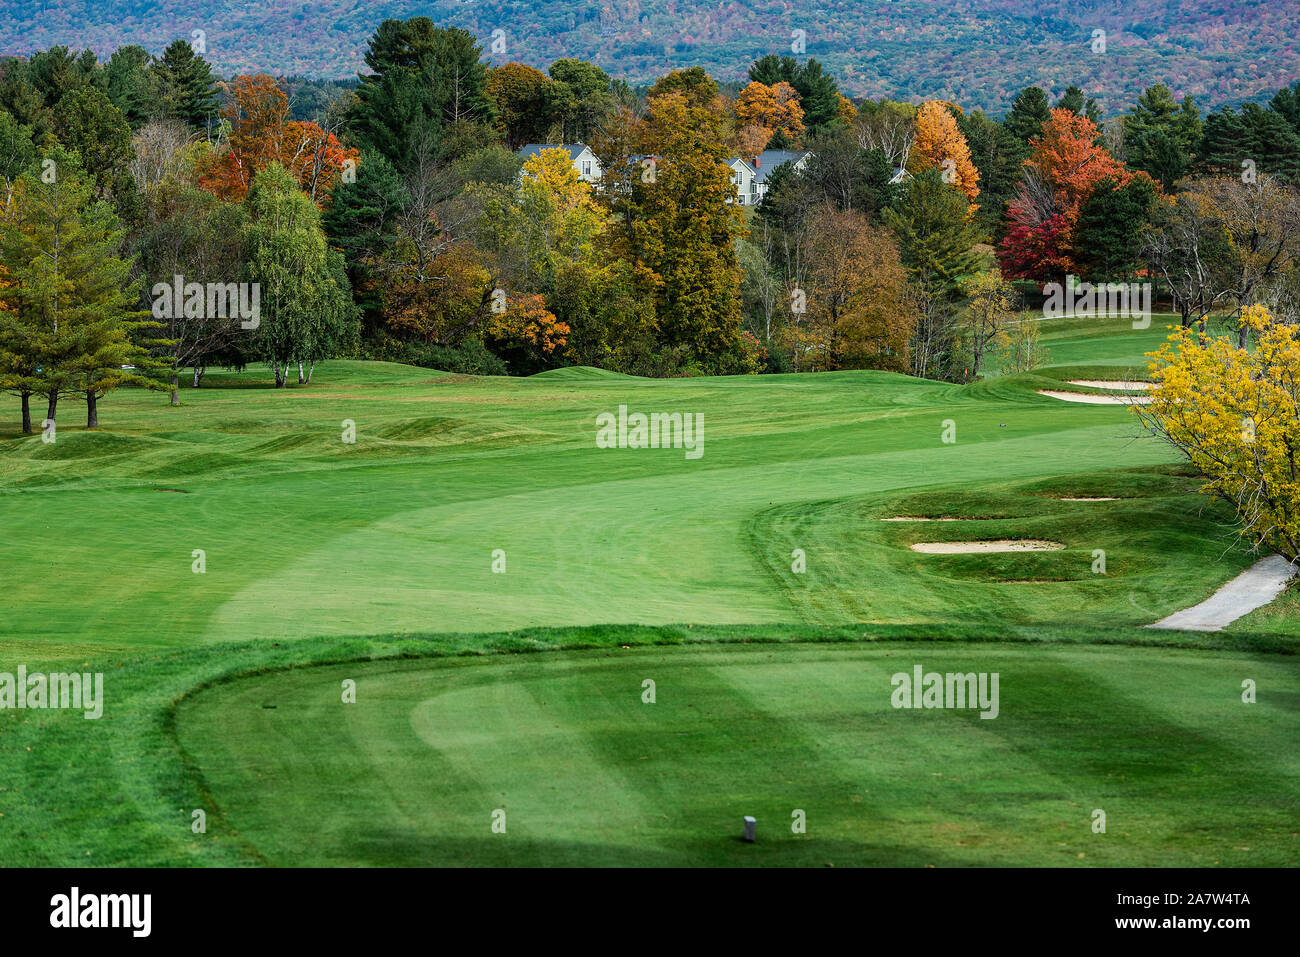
[{"x1": 1, "y1": 315, "x2": 1296, "y2": 867}]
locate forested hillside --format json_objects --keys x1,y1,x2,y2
[{"x1": 4, "y1": 0, "x2": 1297, "y2": 113}]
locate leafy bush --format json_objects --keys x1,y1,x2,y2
[{"x1": 357, "y1": 334, "x2": 508, "y2": 376}]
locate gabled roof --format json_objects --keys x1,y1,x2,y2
[
  {"x1": 517, "y1": 143, "x2": 593, "y2": 162},
  {"x1": 752, "y1": 149, "x2": 812, "y2": 184},
  {"x1": 725, "y1": 157, "x2": 758, "y2": 176}
]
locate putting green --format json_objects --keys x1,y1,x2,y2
[{"x1": 176, "y1": 643, "x2": 1300, "y2": 867}]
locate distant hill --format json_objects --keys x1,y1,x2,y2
[{"x1": 4, "y1": 0, "x2": 1298, "y2": 114}]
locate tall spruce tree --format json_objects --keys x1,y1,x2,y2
[
  {"x1": 1200, "y1": 103, "x2": 1300, "y2": 182},
  {"x1": 1003, "y1": 87, "x2": 1052, "y2": 157},
  {"x1": 1124, "y1": 84, "x2": 1202, "y2": 189},
  {"x1": 151, "y1": 40, "x2": 219, "y2": 131},
  {"x1": 349, "y1": 18, "x2": 494, "y2": 171},
  {"x1": 883, "y1": 168, "x2": 983, "y2": 301},
  {"x1": 1056, "y1": 85, "x2": 1102, "y2": 125},
  {"x1": 321, "y1": 149, "x2": 409, "y2": 334},
  {"x1": 104, "y1": 45, "x2": 156, "y2": 128}
]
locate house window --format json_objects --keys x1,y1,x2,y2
[{"x1": 583, "y1": 162, "x2": 592, "y2": 176}]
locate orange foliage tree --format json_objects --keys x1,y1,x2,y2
[
  {"x1": 999, "y1": 107, "x2": 1157, "y2": 279},
  {"x1": 735, "y1": 80, "x2": 804, "y2": 157},
  {"x1": 1027, "y1": 108, "x2": 1133, "y2": 223},
  {"x1": 199, "y1": 74, "x2": 359, "y2": 206},
  {"x1": 910, "y1": 101, "x2": 980, "y2": 209},
  {"x1": 484, "y1": 293, "x2": 569, "y2": 371}
]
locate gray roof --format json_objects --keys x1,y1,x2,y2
[
  {"x1": 517, "y1": 143, "x2": 591, "y2": 161},
  {"x1": 751, "y1": 149, "x2": 811, "y2": 184}
]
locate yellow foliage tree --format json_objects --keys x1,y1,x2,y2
[
  {"x1": 516, "y1": 147, "x2": 606, "y2": 280},
  {"x1": 910, "y1": 101, "x2": 980, "y2": 210},
  {"x1": 1137, "y1": 304, "x2": 1300, "y2": 560}
]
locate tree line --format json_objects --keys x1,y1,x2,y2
[{"x1": 2, "y1": 17, "x2": 1300, "y2": 431}]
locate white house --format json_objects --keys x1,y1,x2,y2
[
  {"x1": 723, "y1": 149, "x2": 813, "y2": 205},
  {"x1": 516, "y1": 143, "x2": 813, "y2": 207},
  {"x1": 726, "y1": 157, "x2": 760, "y2": 205},
  {"x1": 517, "y1": 143, "x2": 603, "y2": 183}
]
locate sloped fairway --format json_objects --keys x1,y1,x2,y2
[
  {"x1": 1, "y1": 318, "x2": 1296, "y2": 869},
  {"x1": 0, "y1": 357, "x2": 1269, "y2": 653},
  {"x1": 176, "y1": 643, "x2": 1300, "y2": 867},
  {"x1": 528, "y1": 365, "x2": 641, "y2": 380}
]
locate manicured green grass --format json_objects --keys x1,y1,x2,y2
[
  {"x1": 0, "y1": 313, "x2": 1293, "y2": 867},
  {"x1": 0, "y1": 345, "x2": 1258, "y2": 655},
  {"x1": 175, "y1": 643, "x2": 1300, "y2": 867}
]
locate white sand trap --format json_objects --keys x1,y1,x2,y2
[
  {"x1": 1146, "y1": 555, "x2": 1297, "y2": 632},
  {"x1": 1066, "y1": 380, "x2": 1153, "y2": 390},
  {"x1": 881, "y1": 516, "x2": 965, "y2": 522},
  {"x1": 1037, "y1": 390, "x2": 1153, "y2": 405},
  {"x1": 1059, "y1": 497, "x2": 1120, "y2": 502},
  {"x1": 910, "y1": 540, "x2": 1065, "y2": 554}
]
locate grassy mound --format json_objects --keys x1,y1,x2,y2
[{"x1": 529, "y1": 366, "x2": 641, "y2": 380}]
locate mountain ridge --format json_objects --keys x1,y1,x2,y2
[{"x1": 4, "y1": 0, "x2": 1298, "y2": 114}]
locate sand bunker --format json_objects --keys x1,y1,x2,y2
[
  {"x1": 1037, "y1": 390, "x2": 1153, "y2": 405},
  {"x1": 1066, "y1": 380, "x2": 1153, "y2": 390},
  {"x1": 910, "y1": 540, "x2": 1065, "y2": 554}
]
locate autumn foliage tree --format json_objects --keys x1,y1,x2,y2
[
  {"x1": 1028, "y1": 109, "x2": 1134, "y2": 224},
  {"x1": 483, "y1": 293, "x2": 569, "y2": 373},
  {"x1": 910, "y1": 101, "x2": 979, "y2": 209},
  {"x1": 199, "y1": 74, "x2": 359, "y2": 206},
  {"x1": 609, "y1": 90, "x2": 746, "y2": 370},
  {"x1": 382, "y1": 242, "x2": 490, "y2": 347},
  {"x1": 735, "y1": 80, "x2": 804, "y2": 156},
  {"x1": 1138, "y1": 304, "x2": 1300, "y2": 561},
  {"x1": 999, "y1": 108, "x2": 1155, "y2": 280},
  {"x1": 486, "y1": 63, "x2": 562, "y2": 149},
  {"x1": 791, "y1": 204, "x2": 916, "y2": 371}
]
